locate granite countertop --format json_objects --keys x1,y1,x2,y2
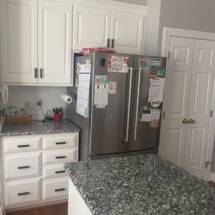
[
  {"x1": 1, "y1": 119, "x2": 80, "y2": 137},
  {"x1": 64, "y1": 154, "x2": 215, "y2": 215}
]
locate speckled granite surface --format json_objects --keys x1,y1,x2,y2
[
  {"x1": 64, "y1": 154, "x2": 215, "y2": 215},
  {"x1": 1, "y1": 119, "x2": 80, "y2": 136}
]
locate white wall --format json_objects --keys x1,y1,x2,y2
[
  {"x1": 7, "y1": 86, "x2": 67, "y2": 120},
  {"x1": 144, "y1": 0, "x2": 161, "y2": 56},
  {"x1": 158, "y1": 0, "x2": 215, "y2": 55}
]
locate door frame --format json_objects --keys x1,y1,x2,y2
[{"x1": 162, "y1": 27, "x2": 215, "y2": 181}]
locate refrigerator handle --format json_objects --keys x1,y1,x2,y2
[
  {"x1": 125, "y1": 68, "x2": 133, "y2": 142},
  {"x1": 133, "y1": 68, "x2": 142, "y2": 141}
]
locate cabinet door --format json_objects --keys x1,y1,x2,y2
[
  {"x1": 4, "y1": 178, "x2": 41, "y2": 207},
  {"x1": 73, "y1": 6, "x2": 111, "y2": 50},
  {"x1": 110, "y1": 11, "x2": 144, "y2": 55},
  {"x1": 0, "y1": 0, "x2": 38, "y2": 83},
  {"x1": 38, "y1": 0, "x2": 72, "y2": 84}
]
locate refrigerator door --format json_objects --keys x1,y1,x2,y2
[
  {"x1": 89, "y1": 53, "x2": 134, "y2": 157},
  {"x1": 129, "y1": 56, "x2": 166, "y2": 151}
]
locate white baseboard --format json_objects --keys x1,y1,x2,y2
[{"x1": 211, "y1": 173, "x2": 215, "y2": 182}]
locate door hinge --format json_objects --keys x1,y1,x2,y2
[
  {"x1": 205, "y1": 161, "x2": 211, "y2": 168},
  {"x1": 168, "y1": 52, "x2": 170, "y2": 60},
  {"x1": 210, "y1": 110, "x2": 213, "y2": 117},
  {"x1": 163, "y1": 112, "x2": 165, "y2": 119}
]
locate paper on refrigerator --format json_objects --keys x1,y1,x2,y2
[
  {"x1": 94, "y1": 76, "x2": 108, "y2": 108},
  {"x1": 76, "y1": 73, "x2": 90, "y2": 118},
  {"x1": 148, "y1": 78, "x2": 165, "y2": 102}
]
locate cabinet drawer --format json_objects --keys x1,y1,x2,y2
[
  {"x1": 42, "y1": 177, "x2": 68, "y2": 201},
  {"x1": 2, "y1": 136, "x2": 42, "y2": 153},
  {"x1": 43, "y1": 163, "x2": 67, "y2": 179},
  {"x1": 4, "y1": 178, "x2": 41, "y2": 207},
  {"x1": 4, "y1": 152, "x2": 42, "y2": 180},
  {"x1": 43, "y1": 148, "x2": 77, "y2": 165},
  {"x1": 42, "y1": 133, "x2": 78, "y2": 150}
]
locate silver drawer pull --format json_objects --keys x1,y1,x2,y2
[
  {"x1": 55, "y1": 188, "x2": 65, "y2": 192},
  {"x1": 55, "y1": 156, "x2": 66, "y2": 159},
  {"x1": 55, "y1": 170, "x2": 66, "y2": 174},
  {"x1": 17, "y1": 145, "x2": 29, "y2": 148},
  {"x1": 55, "y1": 142, "x2": 66, "y2": 145},
  {"x1": 18, "y1": 192, "x2": 29, "y2": 196},
  {"x1": 18, "y1": 166, "x2": 30, "y2": 169}
]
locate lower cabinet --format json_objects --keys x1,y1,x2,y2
[
  {"x1": 1, "y1": 132, "x2": 79, "y2": 209},
  {"x1": 4, "y1": 178, "x2": 41, "y2": 207},
  {"x1": 42, "y1": 177, "x2": 68, "y2": 201}
]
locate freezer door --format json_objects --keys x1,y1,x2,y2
[
  {"x1": 89, "y1": 53, "x2": 134, "y2": 156},
  {"x1": 129, "y1": 56, "x2": 166, "y2": 151}
]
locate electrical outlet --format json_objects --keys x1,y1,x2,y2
[{"x1": 37, "y1": 99, "x2": 42, "y2": 106}]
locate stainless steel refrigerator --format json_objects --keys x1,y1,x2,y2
[{"x1": 67, "y1": 53, "x2": 166, "y2": 161}]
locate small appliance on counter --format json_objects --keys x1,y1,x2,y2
[{"x1": 67, "y1": 53, "x2": 166, "y2": 161}]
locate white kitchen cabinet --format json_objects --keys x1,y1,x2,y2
[
  {"x1": 0, "y1": 0, "x2": 147, "y2": 85},
  {"x1": 73, "y1": 6, "x2": 111, "y2": 50},
  {"x1": 4, "y1": 152, "x2": 42, "y2": 181},
  {"x1": 73, "y1": 4, "x2": 146, "y2": 55},
  {"x1": 38, "y1": 0, "x2": 72, "y2": 84},
  {"x1": 4, "y1": 178, "x2": 41, "y2": 207},
  {"x1": 1, "y1": 132, "x2": 79, "y2": 210},
  {"x1": 42, "y1": 177, "x2": 68, "y2": 201},
  {"x1": 0, "y1": 0, "x2": 72, "y2": 85},
  {"x1": 0, "y1": 0, "x2": 38, "y2": 83},
  {"x1": 110, "y1": 11, "x2": 144, "y2": 55}
]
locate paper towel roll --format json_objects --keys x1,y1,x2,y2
[{"x1": 61, "y1": 94, "x2": 72, "y2": 104}]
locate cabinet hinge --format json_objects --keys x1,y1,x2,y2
[
  {"x1": 163, "y1": 112, "x2": 165, "y2": 119},
  {"x1": 205, "y1": 161, "x2": 211, "y2": 169},
  {"x1": 210, "y1": 110, "x2": 213, "y2": 117},
  {"x1": 168, "y1": 52, "x2": 170, "y2": 60}
]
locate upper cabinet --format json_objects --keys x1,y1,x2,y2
[
  {"x1": 110, "y1": 11, "x2": 144, "y2": 55},
  {"x1": 0, "y1": 0, "x2": 38, "y2": 84},
  {"x1": 74, "y1": 6, "x2": 111, "y2": 49},
  {"x1": 73, "y1": 4, "x2": 146, "y2": 55},
  {"x1": 0, "y1": 0, "x2": 72, "y2": 85},
  {"x1": 0, "y1": 0, "x2": 147, "y2": 86},
  {"x1": 38, "y1": 0, "x2": 72, "y2": 84}
]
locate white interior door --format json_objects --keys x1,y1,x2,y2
[
  {"x1": 110, "y1": 11, "x2": 144, "y2": 55},
  {"x1": 0, "y1": 0, "x2": 38, "y2": 83},
  {"x1": 73, "y1": 6, "x2": 111, "y2": 50},
  {"x1": 184, "y1": 40, "x2": 215, "y2": 179},
  {"x1": 38, "y1": 0, "x2": 72, "y2": 84},
  {"x1": 159, "y1": 37, "x2": 194, "y2": 168}
]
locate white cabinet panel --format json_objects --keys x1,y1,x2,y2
[
  {"x1": 38, "y1": 0, "x2": 72, "y2": 84},
  {"x1": 43, "y1": 163, "x2": 67, "y2": 179},
  {"x1": 110, "y1": 11, "x2": 144, "y2": 54},
  {"x1": 73, "y1": 6, "x2": 111, "y2": 50},
  {"x1": 42, "y1": 133, "x2": 78, "y2": 150},
  {"x1": 4, "y1": 178, "x2": 41, "y2": 207},
  {"x1": 42, "y1": 177, "x2": 68, "y2": 201},
  {"x1": 43, "y1": 148, "x2": 77, "y2": 165},
  {"x1": 4, "y1": 152, "x2": 42, "y2": 180},
  {"x1": 2, "y1": 136, "x2": 42, "y2": 154},
  {"x1": 0, "y1": 0, "x2": 38, "y2": 83}
]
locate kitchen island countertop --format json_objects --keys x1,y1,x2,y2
[
  {"x1": 64, "y1": 154, "x2": 215, "y2": 215},
  {"x1": 1, "y1": 119, "x2": 80, "y2": 136}
]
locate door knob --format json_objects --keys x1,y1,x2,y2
[
  {"x1": 182, "y1": 119, "x2": 188, "y2": 124},
  {"x1": 188, "y1": 118, "x2": 195, "y2": 124}
]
